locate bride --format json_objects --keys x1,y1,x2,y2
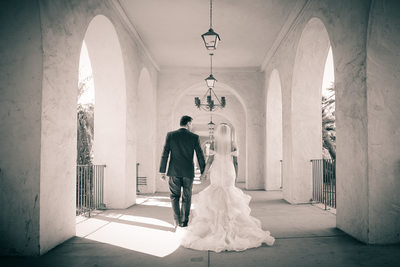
[{"x1": 180, "y1": 123, "x2": 275, "y2": 252}]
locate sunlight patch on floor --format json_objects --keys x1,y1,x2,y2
[
  {"x1": 100, "y1": 212, "x2": 123, "y2": 219},
  {"x1": 139, "y1": 197, "x2": 172, "y2": 208},
  {"x1": 118, "y1": 214, "x2": 175, "y2": 228},
  {"x1": 76, "y1": 218, "x2": 109, "y2": 237},
  {"x1": 76, "y1": 215, "x2": 88, "y2": 224},
  {"x1": 84, "y1": 221, "x2": 180, "y2": 257},
  {"x1": 76, "y1": 214, "x2": 180, "y2": 257}
]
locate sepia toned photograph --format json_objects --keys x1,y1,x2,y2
[{"x1": 0, "y1": 0, "x2": 399, "y2": 266}]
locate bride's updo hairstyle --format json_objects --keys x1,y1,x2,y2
[{"x1": 214, "y1": 123, "x2": 232, "y2": 155}]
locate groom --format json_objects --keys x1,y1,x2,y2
[{"x1": 159, "y1": 115, "x2": 206, "y2": 228}]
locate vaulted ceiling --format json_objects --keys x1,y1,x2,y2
[{"x1": 119, "y1": 0, "x2": 307, "y2": 69}]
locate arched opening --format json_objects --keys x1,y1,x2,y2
[
  {"x1": 83, "y1": 15, "x2": 131, "y2": 209},
  {"x1": 265, "y1": 69, "x2": 283, "y2": 191},
  {"x1": 161, "y1": 82, "x2": 247, "y2": 190},
  {"x1": 76, "y1": 41, "x2": 97, "y2": 217},
  {"x1": 321, "y1": 47, "x2": 335, "y2": 160},
  {"x1": 288, "y1": 18, "x2": 332, "y2": 204},
  {"x1": 191, "y1": 113, "x2": 236, "y2": 175},
  {"x1": 136, "y1": 68, "x2": 156, "y2": 193},
  {"x1": 187, "y1": 113, "x2": 238, "y2": 192}
]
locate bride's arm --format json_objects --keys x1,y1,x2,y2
[
  {"x1": 233, "y1": 154, "x2": 238, "y2": 179},
  {"x1": 231, "y1": 145, "x2": 239, "y2": 179},
  {"x1": 200, "y1": 155, "x2": 214, "y2": 180}
]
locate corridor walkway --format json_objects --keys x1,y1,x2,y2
[{"x1": 1, "y1": 183, "x2": 399, "y2": 267}]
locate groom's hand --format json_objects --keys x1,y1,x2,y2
[{"x1": 160, "y1": 173, "x2": 167, "y2": 182}]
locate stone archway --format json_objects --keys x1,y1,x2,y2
[
  {"x1": 156, "y1": 82, "x2": 247, "y2": 190},
  {"x1": 286, "y1": 17, "x2": 332, "y2": 204},
  {"x1": 265, "y1": 69, "x2": 283, "y2": 190},
  {"x1": 194, "y1": 113, "x2": 237, "y2": 177},
  {"x1": 175, "y1": 85, "x2": 246, "y2": 184},
  {"x1": 84, "y1": 15, "x2": 130, "y2": 209},
  {"x1": 136, "y1": 68, "x2": 156, "y2": 193},
  {"x1": 194, "y1": 113, "x2": 236, "y2": 155}
]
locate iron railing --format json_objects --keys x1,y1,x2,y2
[
  {"x1": 136, "y1": 163, "x2": 147, "y2": 193},
  {"x1": 311, "y1": 159, "x2": 336, "y2": 209},
  {"x1": 76, "y1": 164, "x2": 106, "y2": 217}
]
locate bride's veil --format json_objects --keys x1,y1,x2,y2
[{"x1": 214, "y1": 123, "x2": 232, "y2": 155}]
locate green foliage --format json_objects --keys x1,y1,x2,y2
[
  {"x1": 77, "y1": 72, "x2": 94, "y2": 165},
  {"x1": 322, "y1": 86, "x2": 336, "y2": 160},
  {"x1": 77, "y1": 104, "x2": 94, "y2": 165},
  {"x1": 78, "y1": 74, "x2": 92, "y2": 100}
]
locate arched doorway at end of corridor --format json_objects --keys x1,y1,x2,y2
[{"x1": 168, "y1": 83, "x2": 248, "y2": 189}]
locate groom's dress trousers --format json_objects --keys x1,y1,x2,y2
[{"x1": 160, "y1": 128, "x2": 206, "y2": 225}]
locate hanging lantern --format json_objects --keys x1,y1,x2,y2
[
  {"x1": 201, "y1": 28, "x2": 221, "y2": 50},
  {"x1": 201, "y1": 0, "x2": 221, "y2": 50},
  {"x1": 205, "y1": 74, "x2": 217, "y2": 88}
]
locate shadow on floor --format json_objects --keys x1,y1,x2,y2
[{"x1": 1, "y1": 190, "x2": 400, "y2": 267}]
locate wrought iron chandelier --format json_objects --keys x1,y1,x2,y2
[
  {"x1": 194, "y1": 53, "x2": 226, "y2": 112},
  {"x1": 194, "y1": 88, "x2": 226, "y2": 112},
  {"x1": 201, "y1": 0, "x2": 221, "y2": 50}
]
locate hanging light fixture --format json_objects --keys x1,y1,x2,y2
[
  {"x1": 205, "y1": 53, "x2": 217, "y2": 88},
  {"x1": 201, "y1": 0, "x2": 221, "y2": 50},
  {"x1": 194, "y1": 53, "x2": 226, "y2": 111},
  {"x1": 208, "y1": 115, "x2": 215, "y2": 139},
  {"x1": 195, "y1": 0, "x2": 225, "y2": 112},
  {"x1": 194, "y1": 88, "x2": 226, "y2": 112}
]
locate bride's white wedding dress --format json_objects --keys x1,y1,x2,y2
[{"x1": 180, "y1": 125, "x2": 275, "y2": 252}]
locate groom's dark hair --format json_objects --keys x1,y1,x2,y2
[{"x1": 180, "y1": 115, "x2": 193, "y2": 126}]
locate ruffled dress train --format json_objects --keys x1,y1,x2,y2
[{"x1": 180, "y1": 154, "x2": 275, "y2": 252}]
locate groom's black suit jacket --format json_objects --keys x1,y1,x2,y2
[{"x1": 159, "y1": 128, "x2": 206, "y2": 179}]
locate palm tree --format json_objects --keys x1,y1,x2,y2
[
  {"x1": 322, "y1": 86, "x2": 336, "y2": 160},
  {"x1": 77, "y1": 74, "x2": 94, "y2": 165},
  {"x1": 77, "y1": 104, "x2": 94, "y2": 165}
]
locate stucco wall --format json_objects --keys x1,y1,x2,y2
[
  {"x1": 85, "y1": 15, "x2": 128, "y2": 209},
  {"x1": 38, "y1": 0, "x2": 158, "y2": 253},
  {"x1": 264, "y1": 0, "x2": 400, "y2": 244},
  {"x1": 265, "y1": 69, "x2": 283, "y2": 190},
  {"x1": 1, "y1": 0, "x2": 158, "y2": 256},
  {"x1": 329, "y1": 0, "x2": 371, "y2": 243},
  {"x1": 264, "y1": 0, "x2": 372, "y2": 237},
  {"x1": 38, "y1": 0, "x2": 80, "y2": 254},
  {"x1": 366, "y1": 0, "x2": 400, "y2": 244},
  {"x1": 0, "y1": 1, "x2": 43, "y2": 256},
  {"x1": 290, "y1": 17, "x2": 329, "y2": 204},
  {"x1": 136, "y1": 68, "x2": 157, "y2": 193}
]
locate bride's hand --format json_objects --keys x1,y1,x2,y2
[{"x1": 230, "y1": 150, "x2": 239, "y2": 157}]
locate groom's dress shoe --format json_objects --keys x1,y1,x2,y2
[
  {"x1": 181, "y1": 222, "x2": 188, "y2": 227},
  {"x1": 173, "y1": 221, "x2": 181, "y2": 229}
]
